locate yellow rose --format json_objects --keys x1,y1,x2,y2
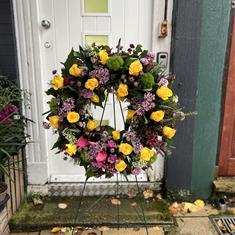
[
  {"x1": 50, "y1": 75, "x2": 64, "y2": 90},
  {"x1": 99, "y1": 49, "x2": 109, "y2": 65},
  {"x1": 65, "y1": 143, "x2": 77, "y2": 156},
  {"x1": 127, "y1": 109, "x2": 136, "y2": 120},
  {"x1": 91, "y1": 94, "x2": 100, "y2": 103},
  {"x1": 87, "y1": 120, "x2": 97, "y2": 131},
  {"x1": 112, "y1": 130, "x2": 120, "y2": 140},
  {"x1": 85, "y1": 78, "x2": 99, "y2": 91},
  {"x1": 69, "y1": 64, "x2": 83, "y2": 77},
  {"x1": 129, "y1": 60, "x2": 143, "y2": 76},
  {"x1": 115, "y1": 160, "x2": 127, "y2": 172},
  {"x1": 49, "y1": 115, "x2": 60, "y2": 129},
  {"x1": 156, "y1": 86, "x2": 173, "y2": 100},
  {"x1": 119, "y1": 143, "x2": 133, "y2": 155},
  {"x1": 163, "y1": 126, "x2": 176, "y2": 139},
  {"x1": 117, "y1": 84, "x2": 128, "y2": 98},
  {"x1": 150, "y1": 110, "x2": 165, "y2": 122},
  {"x1": 67, "y1": 111, "x2": 80, "y2": 123},
  {"x1": 140, "y1": 147, "x2": 155, "y2": 161}
]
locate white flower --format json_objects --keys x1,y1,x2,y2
[{"x1": 172, "y1": 95, "x2": 179, "y2": 103}]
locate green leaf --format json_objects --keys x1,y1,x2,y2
[
  {"x1": 51, "y1": 136, "x2": 65, "y2": 150},
  {"x1": 45, "y1": 88, "x2": 57, "y2": 96},
  {"x1": 149, "y1": 154, "x2": 158, "y2": 164},
  {"x1": 63, "y1": 48, "x2": 77, "y2": 72}
]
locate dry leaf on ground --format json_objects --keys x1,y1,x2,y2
[
  {"x1": 58, "y1": 203, "x2": 68, "y2": 209},
  {"x1": 127, "y1": 190, "x2": 137, "y2": 198},
  {"x1": 194, "y1": 199, "x2": 205, "y2": 208},
  {"x1": 98, "y1": 226, "x2": 110, "y2": 232},
  {"x1": 131, "y1": 202, "x2": 137, "y2": 207},
  {"x1": 32, "y1": 198, "x2": 43, "y2": 205},
  {"x1": 51, "y1": 227, "x2": 61, "y2": 233},
  {"x1": 143, "y1": 189, "x2": 153, "y2": 199},
  {"x1": 111, "y1": 198, "x2": 121, "y2": 205}
]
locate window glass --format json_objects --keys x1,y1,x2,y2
[
  {"x1": 84, "y1": 0, "x2": 108, "y2": 14},
  {"x1": 85, "y1": 35, "x2": 109, "y2": 45}
]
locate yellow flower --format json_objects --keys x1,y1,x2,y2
[
  {"x1": 115, "y1": 160, "x2": 127, "y2": 172},
  {"x1": 99, "y1": 49, "x2": 109, "y2": 65},
  {"x1": 156, "y1": 86, "x2": 173, "y2": 100},
  {"x1": 65, "y1": 143, "x2": 77, "y2": 156},
  {"x1": 129, "y1": 60, "x2": 143, "y2": 76},
  {"x1": 117, "y1": 84, "x2": 128, "y2": 98},
  {"x1": 150, "y1": 110, "x2": 165, "y2": 122},
  {"x1": 127, "y1": 109, "x2": 136, "y2": 120},
  {"x1": 91, "y1": 94, "x2": 100, "y2": 103},
  {"x1": 67, "y1": 111, "x2": 80, "y2": 123},
  {"x1": 140, "y1": 147, "x2": 155, "y2": 161},
  {"x1": 163, "y1": 126, "x2": 176, "y2": 139},
  {"x1": 119, "y1": 143, "x2": 133, "y2": 155},
  {"x1": 85, "y1": 78, "x2": 99, "y2": 91},
  {"x1": 69, "y1": 64, "x2": 83, "y2": 77},
  {"x1": 112, "y1": 130, "x2": 120, "y2": 140},
  {"x1": 50, "y1": 75, "x2": 64, "y2": 90},
  {"x1": 49, "y1": 115, "x2": 60, "y2": 129},
  {"x1": 87, "y1": 120, "x2": 97, "y2": 131}
]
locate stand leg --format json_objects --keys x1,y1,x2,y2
[{"x1": 135, "y1": 176, "x2": 149, "y2": 235}]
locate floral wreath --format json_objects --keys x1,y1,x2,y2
[{"x1": 44, "y1": 41, "x2": 186, "y2": 179}]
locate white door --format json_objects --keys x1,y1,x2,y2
[{"x1": 13, "y1": 0, "x2": 173, "y2": 184}]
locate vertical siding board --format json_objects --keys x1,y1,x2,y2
[
  {"x1": 192, "y1": 0, "x2": 231, "y2": 198},
  {"x1": 166, "y1": 0, "x2": 203, "y2": 191}
]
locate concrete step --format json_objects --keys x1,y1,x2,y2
[{"x1": 9, "y1": 196, "x2": 174, "y2": 233}]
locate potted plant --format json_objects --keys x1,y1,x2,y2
[{"x1": 0, "y1": 76, "x2": 30, "y2": 210}]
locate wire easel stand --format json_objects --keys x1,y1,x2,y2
[{"x1": 72, "y1": 39, "x2": 149, "y2": 235}]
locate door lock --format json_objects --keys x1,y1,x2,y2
[{"x1": 41, "y1": 20, "x2": 51, "y2": 29}]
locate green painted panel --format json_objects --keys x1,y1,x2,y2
[
  {"x1": 85, "y1": 35, "x2": 109, "y2": 46},
  {"x1": 191, "y1": 0, "x2": 231, "y2": 198},
  {"x1": 84, "y1": 0, "x2": 108, "y2": 13}
]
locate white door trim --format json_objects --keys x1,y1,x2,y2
[{"x1": 12, "y1": 0, "x2": 49, "y2": 184}]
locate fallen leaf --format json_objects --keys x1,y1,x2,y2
[
  {"x1": 111, "y1": 198, "x2": 121, "y2": 205},
  {"x1": 183, "y1": 202, "x2": 198, "y2": 213},
  {"x1": 217, "y1": 219, "x2": 224, "y2": 229},
  {"x1": 231, "y1": 224, "x2": 235, "y2": 231},
  {"x1": 156, "y1": 193, "x2": 163, "y2": 200},
  {"x1": 58, "y1": 203, "x2": 68, "y2": 209},
  {"x1": 132, "y1": 227, "x2": 140, "y2": 231},
  {"x1": 51, "y1": 227, "x2": 61, "y2": 233},
  {"x1": 131, "y1": 202, "x2": 137, "y2": 207},
  {"x1": 127, "y1": 190, "x2": 137, "y2": 198},
  {"x1": 98, "y1": 226, "x2": 110, "y2": 232},
  {"x1": 228, "y1": 207, "x2": 235, "y2": 215},
  {"x1": 152, "y1": 226, "x2": 161, "y2": 231},
  {"x1": 194, "y1": 199, "x2": 205, "y2": 208},
  {"x1": 87, "y1": 233, "x2": 97, "y2": 235},
  {"x1": 143, "y1": 189, "x2": 153, "y2": 199},
  {"x1": 32, "y1": 198, "x2": 43, "y2": 206}
]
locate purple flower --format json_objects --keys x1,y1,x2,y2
[
  {"x1": 158, "y1": 78, "x2": 169, "y2": 87},
  {"x1": 89, "y1": 66, "x2": 110, "y2": 85},
  {"x1": 135, "y1": 92, "x2": 156, "y2": 115},
  {"x1": 147, "y1": 52, "x2": 156, "y2": 60},
  {"x1": 59, "y1": 98, "x2": 75, "y2": 117},
  {"x1": 132, "y1": 167, "x2": 141, "y2": 176},
  {"x1": 125, "y1": 131, "x2": 143, "y2": 154},
  {"x1": 42, "y1": 121, "x2": 50, "y2": 129},
  {"x1": 107, "y1": 140, "x2": 116, "y2": 148},
  {"x1": 81, "y1": 89, "x2": 94, "y2": 99},
  {"x1": 140, "y1": 58, "x2": 149, "y2": 66},
  {"x1": 107, "y1": 154, "x2": 117, "y2": 164},
  {"x1": 91, "y1": 161, "x2": 105, "y2": 168},
  {"x1": 128, "y1": 76, "x2": 135, "y2": 83}
]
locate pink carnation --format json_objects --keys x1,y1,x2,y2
[
  {"x1": 76, "y1": 136, "x2": 90, "y2": 149},
  {"x1": 107, "y1": 140, "x2": 116, "y2": 148},
  {"x1": 96, "y1": 150, "x2": 107, "y2": 162}
]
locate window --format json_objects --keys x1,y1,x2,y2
[
  {"x1": 85, "y1": 35, "x2": 109, "y2": 45},
  {"x1": 83, "y1": 0, "x2": 109, "y2": 14}
]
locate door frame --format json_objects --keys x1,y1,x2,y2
[
  {"x1": 12, "y1": 0, "x2": 174, "y2": 185},
  {"x1": 218, "y1": 11, "x2": 235, "y2": 176}
]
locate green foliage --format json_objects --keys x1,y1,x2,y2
[
  {"x1": 140, "y1": 72, "x2": 155, "y2": 90},
  {"x1": 106, "y1": 56, "x2": 124, "y2": 71}
]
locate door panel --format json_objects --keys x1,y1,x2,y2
[{"x1": 218, "y1": 14, "x2": 235, "y2": 176}]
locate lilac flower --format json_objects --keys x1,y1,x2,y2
[
  {"x1": 59, "y1": 98, "x2": 75, "y2": 117},
  {"x1": 140, "y1": 58, "x2": 149, "y2": 66},
  {"x1": 158, "y1": 78, "x2": 169, "y2": 87},
  {"x1": 147, "y1": 52, "x2": 156, "y2": 60},
  {"x1": 125, "y1": 131, "x2": 143, "y2": 154},
  {"x1": 135, "y1": 92, "x2": 156, "y2": 115},
  {"x1": 107, "y1": 154, "x2": 117, "y2": 164},
  {"x1": 132, "y1": 167, "x2": 141, "y2": 176},
  {"x1": 91, "y1": 161, "x2": 105, "y2": 168},
  {"x1": 81, "y1": 89, "x2": 93, "y2": 99},
  {"x1": 89, "y1": 66, "x2": 110, "y2": 85},
  {"x1": 88, "y1": 141, "x2": 106, "y2": 160}
]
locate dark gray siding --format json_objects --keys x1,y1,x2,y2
[
  {"x1": 166, "y1": 0, "x2": 203, "y2": 191},
  {"x1": 0, "y1": 0, "x2": 17, "y2": 80}
]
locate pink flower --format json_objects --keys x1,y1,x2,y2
[
  {"x1": 107, "y1": 140, "x2": 116, "y2": 148},
  {"x1": 96, "y1": 150, "x2": 107, "y2": 162},
  {"x1": 76, "y1": 136, "x2": 90, "y2": 149}
]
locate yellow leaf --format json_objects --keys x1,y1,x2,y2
[{"x1": 51, "y1": 227, "x2": 61, "y2": 233}]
